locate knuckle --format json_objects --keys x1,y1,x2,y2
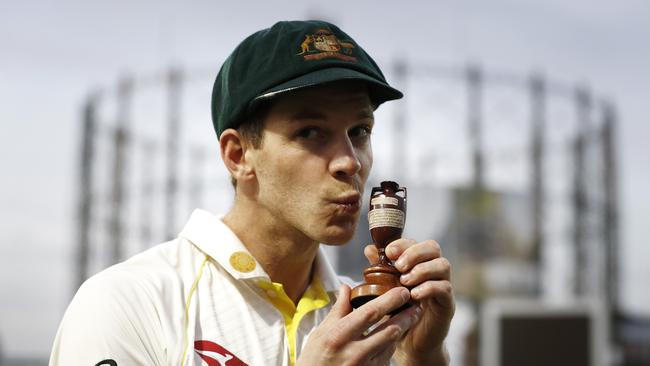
[
  {"x1": 323, "y1": 337, "x2": 341, "y2": 351},
  {"x1": 324, "y1": 329, "x2": 345, "y2": 350},
  {"x1": 441, "y1": 280, "x2": 453, "y2": 295},
  {"x1": 410, "y1": 262, "x2": 424, "y2": 277},
  {"x1": 360, "y1": 305, "x2": 380, "y2": 323},
  {"x1": 428, "y1": 240, "x2": 442, "y2": 255},
  {"x1": 438, "y1": 257, "x2": 451, "y2": 272}
]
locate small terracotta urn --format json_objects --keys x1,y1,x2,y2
[{"x1": 350, "y1": 181, "x2": 407, "y2": 311}]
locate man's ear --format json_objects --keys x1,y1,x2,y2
[{"x1": 219, "y1": 129, "x2": 256, "y2": 183}]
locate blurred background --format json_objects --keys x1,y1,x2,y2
[{"x1": 1, "y1": 0, "x2": 649, "y2": 365}]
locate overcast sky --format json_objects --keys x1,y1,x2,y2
[{"x1": 1, "y1": 0, "x2": 649, "y2": 358}]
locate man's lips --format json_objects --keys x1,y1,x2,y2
[{"x1": 331, "y1": 193, "x2": 362, "y2": 213}]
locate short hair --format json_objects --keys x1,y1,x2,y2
[
  {"x1": 229, "y1": 100, "x2": 272, "y2": 188},
  {"x1": 237, "y1": 100, "x2": 271, "y2": 149}
]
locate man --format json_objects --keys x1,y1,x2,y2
[{"x1": 51, "y1": 20, "x2": 454, "y2": 365}]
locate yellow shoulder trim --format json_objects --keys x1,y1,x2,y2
[{"x1": 181, "y1": 255, "x2": 209, "y2": 366}]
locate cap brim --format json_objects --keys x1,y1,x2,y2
[{"x1": 251, "y1": 67, "x2": 403, "y2": 108}]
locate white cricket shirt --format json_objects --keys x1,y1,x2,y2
[{"x1": 50, "y1": 209, "x2": 344, "y2": 366}]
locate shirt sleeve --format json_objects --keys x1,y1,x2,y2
[{"x1": 49, "y1": 269, "x2": 167, "y2": 366}]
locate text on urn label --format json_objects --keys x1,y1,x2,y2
[
  {"x1": 368, "y1": 208, "x2": 405, "y2": 229},
  {"x1": 371, "y1": 196, "x2": 398, "y2": 206}
]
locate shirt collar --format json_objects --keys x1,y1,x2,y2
[
  {"x1": 313, "y1": 245, "x2": 341, "y2": 293},
  {"x1": 179, "y1": 209, "x2": 340, "y2": 293}
]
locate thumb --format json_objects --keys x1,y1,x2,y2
[{"x1": 363, "y1": 244, "x2": 379, "y2": 265}]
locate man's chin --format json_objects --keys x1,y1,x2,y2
[
  {"x1": 318, "y1": 224, "x2": 358, "y2": 245},
  {"x1": 309, "y1": 211, "x2": 360, "y2": 244},
  {"x1": 321, "y1": 237, "x2": 352, "y2": 246}
]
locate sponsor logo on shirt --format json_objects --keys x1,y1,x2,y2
[
  {"x1": 195, "y1": 340, "x2": 248, "y2": 366},
  {"x1": 95, "y1": 360, "x2": 117, "y2": 366}
]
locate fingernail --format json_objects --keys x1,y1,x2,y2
[
  {"x1": 400, "y1": 273, "x2": 411, "y2": 284},
  {"x1": 387, "y1": 245, "x2": 396, "y2": 256},
  {"x1": 411, "y1": 287, "x2": 420, "y2": 299},
  {"x1": 395, "y1": 258, "x2": 405, "y2": 270}
]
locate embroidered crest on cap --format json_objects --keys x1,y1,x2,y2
[
  {"x1": 297, "y1": 28, "x2": 357, "y2": 62},
  {"x1": 229, "y1": 251, "x2": 256, "y2": 273}
]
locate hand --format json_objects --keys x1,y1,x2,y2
[
  {"x1": 297, "y1": 284, "x2": 422, "y2": 366},
  {"x1": 364, "y1": 239, "x2": 455, "y2": 365}
]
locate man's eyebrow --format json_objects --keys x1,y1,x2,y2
[{"x1": 358, "y1": 109, "x2": 374, "y2": 120}]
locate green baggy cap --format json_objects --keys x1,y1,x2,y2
[{"x1": 211, "y1": 20, "x2": 403, "y2": 138}]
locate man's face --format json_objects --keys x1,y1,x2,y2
[{"x1": 248, "y1": 81, "x2": 374, "y2": 245}]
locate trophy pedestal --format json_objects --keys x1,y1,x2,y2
[{"x1": 350, "y1": 263, "x2": 409, "y2": 314}]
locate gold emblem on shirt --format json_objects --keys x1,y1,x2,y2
[{"x1": 229, "y1": 251, "x2": 256, "y2": 273}]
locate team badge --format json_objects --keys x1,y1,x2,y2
[
  {"x1": 297, "y1": 28, "x2": 357, "y2": 62},
  {"x1": 229, "y1": 251, "x2": 256, "y2": 273}
]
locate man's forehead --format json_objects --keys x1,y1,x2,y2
[{"x1": 287, "y1": 106, "x2": 375, "y2": 123}]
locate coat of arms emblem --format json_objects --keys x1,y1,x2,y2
[{"x1": 298, "y1": 28, "x2": 357, "y2": 62}]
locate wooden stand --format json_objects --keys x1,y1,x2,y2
[{"x1": 350, "y1": 263, "x2": 401, "y2": 307}]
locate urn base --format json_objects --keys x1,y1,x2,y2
[{"x1": 350, "y1": 263, "x2": 410, "y2": 315}]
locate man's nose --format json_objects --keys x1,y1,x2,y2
[{"x1": 329, "y1": 137, "x2": 362, "y2": 179}]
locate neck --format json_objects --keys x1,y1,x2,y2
[{"x1": 223, "y1": 195, "x2": 320, "y2": 304}]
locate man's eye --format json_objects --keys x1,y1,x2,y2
[
  {"x1": 296, "y1": 127, "x2": 321, "y2": 139},
  {"x1": 349, "y1": 125, "x2": 372, "y2": 138}
]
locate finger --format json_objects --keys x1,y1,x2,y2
[
  {"x1": 326, "y1": 285, "x2": 352, "y2": 320},
  {"x1": 385, "y1": 238, "x2": 417, "y2": 261},
  {"x1": 399, "y1": 257, "x2": 451, "y2": 287},
  {"x1": 410, "y1": 280, "x2": 454, "y2": 308},
  {"x1": 392, "y1": 240, "x2": 442, "y2": 273},
  {"x1": 338, "y1": 287, "x2": 410, "y2": 338},
  {"x1": 363, "y1": 303, "x2": 422, "y2": 352},
  {"x1": 363, "y1": 244, "x2": 379, "y2": 265},
  {"x1": 355, "y1": 305, "x2": 420, "y2": 365}
]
